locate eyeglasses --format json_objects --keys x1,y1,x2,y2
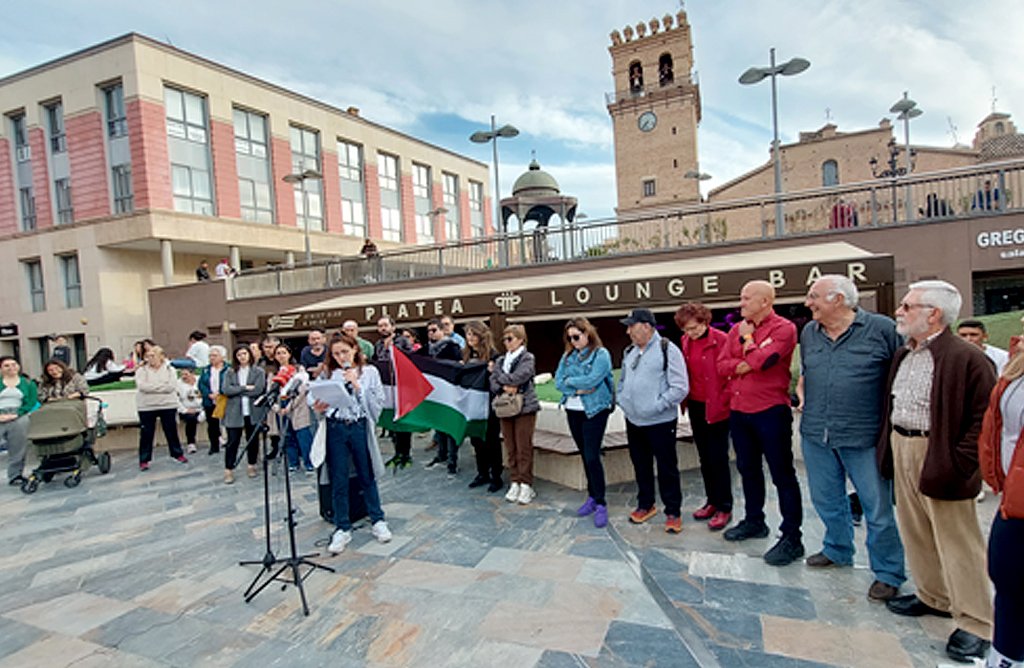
[
  {"x1": 427, "y1": 327, "x2": 439, "y2": 333},
  {"x1": 897, "y1": 302, "x2": 933, "y2": 311},
  {"x1": 569, "y1": 334, "x2": 583, "y2": 342}
]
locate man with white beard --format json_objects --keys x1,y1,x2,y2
[{"x1": 876, "y1": 280, "x2": 995, "y2": 664}]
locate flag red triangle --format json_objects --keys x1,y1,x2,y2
[{"x1": 392, "y1": 346, "x2": 434, "y2": 420}]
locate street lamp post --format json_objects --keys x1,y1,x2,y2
[
  {"x1": 282, "y1": 168, "x2": 323, "y2": 265},
  {"x1": 739, "y1": 48, "x2": 810, "y2": 236},
  {"x1": 470, "y1": 116, "x2": 519, "y2": 267},
  {"x1": 889, "y1": 91, "x2": 922, "y2": 221},
  {"x1": 685, "y1": 169, "x2": 712, "y2": 243}
]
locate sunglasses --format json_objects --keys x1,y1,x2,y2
[
  {"x1": 568, "y1": 334, "x2": 583, "y2": 342},
  {"x1": 427, "y1": 327, "x2": 439, "y2": 332},
  {"x1": 503, "y1": 336, "x2": 515, "y2": 342}
]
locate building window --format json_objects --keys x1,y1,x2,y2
[
  {"x1": 443, "y1": 173, "x2": 460, "y2": 241},
  {"x1": 629, "y1": 61, "x2": 644, "y2": 94},
  {"x1": 11, "y1": 114, "x2": 30, "y2": 162},
  {"x1": 24, "y1": 260, "x2": 45, "y2": 312},
  {"x1": 233, "y1": 108, "x2": 274, "y2": 223},
  {"x1": 642, "y1": 179, "x2": 656, "y2": 197},
  {"x1": 112, "y1": 164, "x2": 134, "y2": 213},
  {"x1": 337, "y1": 140, "x2": 365, "y2": 237},
  {"x1": 659, "y1": 53, "x2": 674, "y2": 86},
  {"x1": 413, "y1": 163, "x2": 434, "y2": 243},
  {"x1": 103, "y1": 84, "x2": 127, "y2": 138},
  {"x1": 378, "y1": 152, "x2": 402, "y2": 242},
  {"x1": 19, "y1": 187, "x2": 36, "y2": 232},
  {"x1": 59, "y1": 254, "x2": 82, "y2": 308},
  {"x1": 289, "y1": 126, "x2": 323, "y2": 232},
  {"x1": 46, "y1": 102, "x2": 66, "y2": 153},
  {"x1": 54, "y1": 178, "x2": 73, "y2": 224},
  {"x1": 165, "y1": 87, "x2": 214, "y2": 215},
  {"x1": 995, "y1": 122, "x2": 1005, "y2": 135},
  {"x1": 822, "y1": 160, "x2": 839, "y2": 187},
  {"x1": 469, "y1": 180, "x2": 484, "y2": 238}
]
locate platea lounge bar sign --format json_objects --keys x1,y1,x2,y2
[{"x1": 260, "y1": 256, "x2": 893, "y2": 332}]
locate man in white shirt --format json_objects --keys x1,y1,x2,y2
[
  {"x1": 957, "y1": 319, "x2": 1008, "y2": 375},
  {"x1": 186, "y1": 331, "x2": 210, "y2": 368}
]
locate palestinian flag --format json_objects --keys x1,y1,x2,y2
[{"x1": 374, "y1": 347, "x2": 489, "y2": 442}]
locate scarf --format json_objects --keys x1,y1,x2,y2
[{"x1": 502, "y1": 346, "x2": 524, "y2": 375}]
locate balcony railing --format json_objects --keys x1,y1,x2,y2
[{"x1": 229, "y1": 158, "x2": 1024, "y2": 301}]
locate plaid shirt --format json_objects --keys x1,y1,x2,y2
[{"x1": 890, "y1": 331, "x2": 941, "y2": 431}]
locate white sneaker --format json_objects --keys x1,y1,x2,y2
[
  {"x1": 505, "y1": 482, "x2": 521, "y2": 503},
  {"x1": 328, "y1": 529, "x2": 351, "y2": 554},
  {"x1": 517, "y1": 484, "x2": 536, "y2": 505},
  {"x1": 370, "y1": 520, "x2": 392, "y2": 543}
]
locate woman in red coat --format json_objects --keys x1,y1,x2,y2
[
  {"x1": 675, "y1": 302, "x2": 733, "y2": 531},
  {"x1": 978, "y1": 329, "x2": 1024, "y2": 668}
]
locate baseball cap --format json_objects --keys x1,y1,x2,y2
[{"x1": 620, "y1": 308, "x2": 657, "y2": 326}]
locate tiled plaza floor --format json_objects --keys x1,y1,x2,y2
[{"x1": 0, "y1": 431, "x2": 998, "y2": 668}]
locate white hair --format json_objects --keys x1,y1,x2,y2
[
  {"x1": 819, "y1": 274, "x2": 859, "y2": 308},
  {"x1": 342, "y1": 320, "x2": 358, "y2": 329},
  {"x1": 209, "y1": 344, "x2": 227, "y2": 358},
  {"x1": 909, "y1": 280, "x2": 962, "y2": 326}
]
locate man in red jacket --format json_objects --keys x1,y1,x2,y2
[
  {"x1": 717, "y1": 280, "x2": 802, "y2": 566},
  {"x1": 878, "y1": 280, "x2": 995, "y2": 664}
]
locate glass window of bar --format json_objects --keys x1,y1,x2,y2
[{"x1": 337, "y1": 139, "x2": 366, "y2": 237}]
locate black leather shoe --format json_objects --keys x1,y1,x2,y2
[
  {"x1": 487, "y1": 478, "x2": 503, "y2": 493},
  {"x1": 723, "y1": 519, "x2": 770, "y2": 542},
  {"x1": 764, "y1": 535, "x2": 804, "y2": 566},
  {"x1": 946, "y1": 628, "x2": 990, "y2": 663},
  {"x1": 885, "y1": 594, "x2": 952, "y2": 618},
  {"x1": 468, "y1": 474, "x2": 489, "y2": 488}
]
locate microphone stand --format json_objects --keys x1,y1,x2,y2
[{"x1": 239, "y1": 388, "x2": 333, "y2": 615}]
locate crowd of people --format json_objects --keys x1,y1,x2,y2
[{"x1": 2, "y1": 275, "x2": 1021, "y2": 667}]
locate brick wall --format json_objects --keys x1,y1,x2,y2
[
  {"x1": 321, "y1": 149, "x2": 343, "y2": 234},
  {"x1": 127, "y1": 98, "x2": 172, "y2": 210},
  {"x1": 400, "y1": 173, "x2": 416, "y2": 243},
  {"x1": 28, "y1": 129, "x2": 53, "y2": 228},
  {"x1": 271, "y1": 136, "x2": 296, "y2": 227},
  {"x1": 432, "y1": 181, "x2": 446, "y2": 242},
  {"x1": 210, "y1": 118, "x2": 240, "y2": 219},
  {"x1": 65, "y1": 112, "x2": 111, "y2": 220},
  {"x1": 364, "y1": 163, "x2": 382, "y2": 239},
  {"x1": 0, "y1": 139, "x2": 16, "y2": 235}
]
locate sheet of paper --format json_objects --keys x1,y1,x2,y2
[{"x1": 308, "y1": 379, "x2": 356, "y2": 411}]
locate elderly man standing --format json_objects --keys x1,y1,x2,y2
[
  {"x1": 878, "y1": 280, "x2": 995, "y2": 664},
  {"x1": 342, "y1": 320, "x2": 374, "y2": 360},
  {"x1": 618, "y1": 308, "x2": 689, "y2": 533},
  {"x1": 717, "y1": 280, "x2": 802, "y2": 565},
  {"x1": 798, "y1": 275, "x2": 905, "y2": 600}
]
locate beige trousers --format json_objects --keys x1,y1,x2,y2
[{"x1": 892, "y1": 431, "x2": 993, "y2": 638}]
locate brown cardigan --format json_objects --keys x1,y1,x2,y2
[
  {"x1": 876, "y1": 327, "x2": 996, "y2": 500},
  {"x1": 978, "y1": 376, "x2": 1024, "y2": 519}
]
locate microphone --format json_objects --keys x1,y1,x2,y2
[{"x1": 254, "y1": 365, "x2": 296, "y2": 407}]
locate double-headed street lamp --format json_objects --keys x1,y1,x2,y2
[
  {"x1": 470, "y1": 116, "x2": 519, "y2": 266},
  {"x1": 739, "y1": 48, "x2": 810, "y2": 236},
  {"x1": 282, "y1": 168, "x2": 323, "y2": 265},
  {"x1": 890, "y1": 92, "x2": 922, "y2": 222}
]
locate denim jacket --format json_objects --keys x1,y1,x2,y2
[{"x1": 554, "y1": 347, "x2": 614, "y2": 419}]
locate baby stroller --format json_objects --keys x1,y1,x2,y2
[{"x1": 21, "y1": 396, "x2": 112, "y2": 493}]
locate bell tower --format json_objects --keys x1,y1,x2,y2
[{"x1": 608, "y1": 10, "x2": 701, "y2": 214}]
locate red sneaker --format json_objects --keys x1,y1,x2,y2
[
  {"x1": 665, "y1": 515, "x2": 683, "y2": 533},
  {"x1": 708, "y1": 511, "x2": 731, "y2": 531},
  {"x1": 693, "y1": 504, "x2": 716, "y2": 520}
]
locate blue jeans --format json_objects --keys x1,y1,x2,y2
[
  {"x1": 285, "y1": 424, "x2": 313, "y2": 469},
  {"x1": 325, "y1": 417, "x2": 384, "y2": 531},
  {"x1": 730, "y1": 405, "x2": 802, "y2": 539},
  {"x1": 801, "y1": 437, "x2": 906, "y2": 587}
]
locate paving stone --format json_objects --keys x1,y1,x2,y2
[
  {"x1": 704, "y1": 577, "x2": 817, "y2": 621},
  {"x1": 0, "y1": 616, "x2": 48, "y2": 662},
  {"x1": 597, "y1": 620, "x2": 701, "y2": 668}
]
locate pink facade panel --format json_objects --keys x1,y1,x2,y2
[
  {"x1": 65, "y1": 112, "x2": 110, "y2": 220},
  {"x1": 0, "y1": 139, "x2": 16, "y2": 235},
  {"x1": 364, "y1": 163, "x2": 382, "y2": 239},
  {"x1": 210, "y1": 118, "x2": 240, "y2": 219},
  {"x1": 484, "y1": 196, "x2": 494, "y2": 234},
  {"x1": 270, "y1": 136, "x2": 296, "y2": 227},
  {"x1": 321, "y1": 150, "x2": 343, "y2": 234},
  {"x1": 127, "y1": 98, "x2": 172, "y2": 210},
  {"x1": 400, "y1": 173, "x2": 416, "y2": 243},
  {"x1": 459, "y1": 190, "x2": 472, "y2": 240},
  {"x1": 432, "y1": 181, "x2": 446, "y2": 242},
  {"x1": 28, "y1": 129, "x2": 53, "y2": 228}
]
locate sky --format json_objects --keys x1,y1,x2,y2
[{"x1": 2, "y1": 0, "x2": 1022, "y2": 222}]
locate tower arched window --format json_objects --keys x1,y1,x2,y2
[
  {"x1": 996, "y1": 121, "x2": 1005, "y2": 135},
  {"x1": 822, "y1": 160, "x2": 839, "y2": 187},
  {"x1": 629, "y1": 61, "x2": 644, "y2": 94},
  {"x1": 659, "y1": 53, "x2": 674, "y2": 86}
]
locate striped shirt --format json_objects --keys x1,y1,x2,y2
[{"x1": 891, "y1": 332, "x2": 941, "y2": 431}]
